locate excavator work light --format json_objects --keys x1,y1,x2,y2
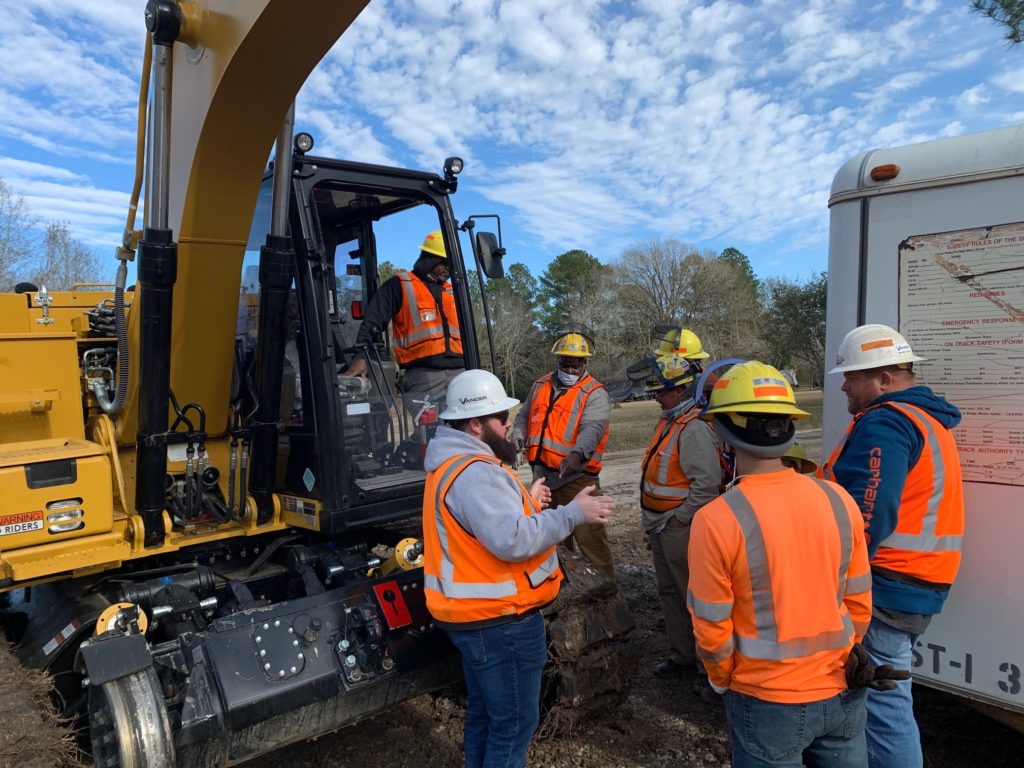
[
  {"x1": 294, "y1": 132, "x2": 315, "y2": 154},
  {"x1": 444, "y1": 157, "x2": 464, "y2": 176}
]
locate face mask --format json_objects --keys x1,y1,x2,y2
[
  {"x1": 661, "y1": 397, "x2": 695, "y2": 419},
  {"x1": 557, "y1": 370, "x2": 580, "y2": 386}
]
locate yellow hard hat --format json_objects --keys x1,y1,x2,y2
[
  {"x1": 703, "y1": 361, "x2": 809, "y2": 419},
  {"x1": 419, "y1": 229, "x2": 447, "y2": 259},
  {"x1": 551, "y1": 333, "x2": 593, "y2": 358},
  {"x1": 653, "y1": 327, "x2": 710, "y2": 360},
  {"x1": 781, "y1": 443, "x2": 818, "y2": 474},
  {"x1": 703, "y1": 361, "x2": 808, "y2": 458},
  {"x1": 641, "y1": 354, "x2": 699, "y2": 392}
]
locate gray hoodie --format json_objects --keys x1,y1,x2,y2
[{"x1": 424, "y1": 425, "x2": 584, "y2": 562}]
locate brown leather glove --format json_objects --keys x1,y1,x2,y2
[{"x1": 845, "y1": 643, "x2": 912, "y2": 692}]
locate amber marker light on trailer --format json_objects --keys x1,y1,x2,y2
[{"x1": 870, "y1": 163, "x2": 900, "y2": 181}]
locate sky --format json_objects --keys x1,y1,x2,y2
[{"x1": 1, "y1": 0, "x2": 1022, "y2": 285}]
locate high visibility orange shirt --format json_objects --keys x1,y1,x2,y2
[
  {"x1": 391, "y1": 271, "x2": 463, "y2": 365},
  {"x1": 524, "y1": 373, "x2": 609, "y2": 474},
  {"x1": 687, "y1": 469, "x2": 872, "y2": 704},
  {"x1": 422, "y1": 453, "x2": 562, "y2": 626},
  {"x1": 640, "y1": 410, "x2": 716, "y2": 513},
  {"x1": 820, "y1": 401, "x2": 964, "y2": 588}
]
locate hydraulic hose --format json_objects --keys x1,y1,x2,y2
[
  {"x1": 93, "y1": 35, "x2": 151, "y2": 415},
  {"x1": 91, "y1": 259, "x2": 130, "y2": 414}
]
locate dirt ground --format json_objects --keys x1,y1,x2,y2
[
  {"x1": 3, "y1": 426, "x2": 1021, "y2": 767},
  {"x1": 256, "y1": 437, "x2": 1024, "y2": 768},
  {"x1": 0, "y1": 642, "x2": 78, "y2": 768}
]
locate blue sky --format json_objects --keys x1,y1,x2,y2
[{"x1": 1, "y1": 0, "x2": 1022, "y2": 284}]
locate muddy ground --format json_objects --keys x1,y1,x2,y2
[{"x1": 256, "y1": 437, "x2": 1024, "y2": 768}]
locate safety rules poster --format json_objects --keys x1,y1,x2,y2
[{"x1": 898, "y1": 222, "x2": 1024, "y2": 486}]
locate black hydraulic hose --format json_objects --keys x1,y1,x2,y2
[{"x1": 91, "y1": 259, "x2": 131, "y2": 414}]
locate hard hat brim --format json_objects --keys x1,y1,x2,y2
[
  {"x1": 702, "y1": 401, "x2": 811, "y2": 419},
  {"x1": 438, "y1": 395, "x2": 519, "y2": 421},
  {"x1": 828, "y1": 354, "x2": 926, "y2": 374}
]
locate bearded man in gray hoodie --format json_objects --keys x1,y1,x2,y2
[{"x1": 422, "y1": 369, "x2": 614, "y2": 768}]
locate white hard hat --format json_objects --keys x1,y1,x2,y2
[
  {"x1": 439, "y1": 369, "x2": 519, "y2": 420},
  {"x1": 829, "y1": 324, "x2": 926, "y2": 374}
]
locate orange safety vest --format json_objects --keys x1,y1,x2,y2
[
  {"x1": 422, "y1": 453, "x2": 563, "y2": 625},
  {"x1": 640, "y1": 409, "x2": 715, "y2": 513},
  {"x1": 524, "y1": 373, "x2": 609, "y2": 474},
  {"x1": 391, "y1": 271, "x2": 463, "y2": 365},
  {"x1": 819, "y1": 401, "x2": 964, "y2": 588},
  {"x1": 687, "y1": 472, "x2": 873, "y2": 704}
]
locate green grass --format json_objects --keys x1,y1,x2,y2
[
  {"x1": 794, "y1": 389, "x2": 823, "y2": 430},
  {"x1": 606, "y1": 400, "x2": 661, "y2": 452},
  {"x1": 513, "y1": 389, "x2": 826, "y2": 454},
  {"x1": 602, "y1": 390, "x2": 825, "y2": 452}
]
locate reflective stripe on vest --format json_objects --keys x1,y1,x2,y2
[
  {"x1": 524, "y1": 374, "x2": 609, "y2": 472},
  {"x1": 423, "y1": 453, "x2": 562, "y2": 624},
  {"x1": 391, "y1": 271, "x2": 462, "y2": 364},
  {"x1": 426, "y1": 455, "x2": 517, "y2": 600},
  {"x1": 640, "y1": 410, "x2": 712, "y2": 512},
  {"x1": 820, "y1": 401, "x2": 963, "y2": 557},
  {"x1": 879, "y1": 403, "x2": 961, "y2": 553},
  {"x1": 722, "y1": 483, "x2": 855, "y2": 661}
]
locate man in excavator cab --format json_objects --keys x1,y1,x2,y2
[{"x1": 346, "y1": 229, "x2": 465, "y2": 417}]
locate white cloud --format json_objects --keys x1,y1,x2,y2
[
  {"x1": 0, "y1": 0, "x2": 1016, "y2": 279},
  {"x1": 992, "y1": 68, "x2": 1024, "y2": 93},
  {"x1": 957, "y1": 85, "x2": 990, "y2": 110}
]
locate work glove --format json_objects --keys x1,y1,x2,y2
[
  {"x1": 559, "y1": 451, "x2": 585, "y2": 478},
  {"x1": 844, "y1": 643, "x2": 912, "y2": 691}
]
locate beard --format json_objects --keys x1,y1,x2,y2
[{"x1": 480, "y1": 422, "x2": 518, "y2": 465}]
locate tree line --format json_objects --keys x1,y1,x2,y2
[
  {"x1": 390, "y1": 239, "x2": 827, "y2": 398},
  {"x1": 0, "y1": 179, "x2": 103, "y2": 292}
]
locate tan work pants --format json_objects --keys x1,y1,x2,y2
[{"x1": 551, "y1": 475, "x2": 615, "y2": 581}]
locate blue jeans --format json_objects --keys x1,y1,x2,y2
[
  {"x1": 862, "y1": 618, "x2": 921, "y2": 768},
  {"x1": 725, "y1": 689, "x2": 867, "y2": 768},
  {"x1": 444, "y1": 611, "x2": 548, "y2": 768}
]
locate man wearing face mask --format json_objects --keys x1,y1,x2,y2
[
  {"x1": 347, "y1": 229, "x2": 464, "y2": 413},
  {"x1": 512, "y1": 330, "x2": 614, "y2": 579},
  {"x1": 423, "y1": 369, "x2": 614, "y2": 768},
  {"x1": 628, "y1": 352, "x2": 723, "y2": 698}
]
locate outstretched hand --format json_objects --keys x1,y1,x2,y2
[
  {"x1": 530, "y1": 478, "x2": 552, "y2": 509},
  {"x1": 574, "y1": 485, "x2": 614, "y2": 525},
  {"x1": 346, "y1": 358, "x2": 369, "y2": 379},
  {"x1": 845, "y1": 643, "x2": 912, "y2": 692}
]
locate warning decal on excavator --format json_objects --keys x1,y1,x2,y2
[{"x1": 0, "y1": 511, "x2": 43, "y2": 536}]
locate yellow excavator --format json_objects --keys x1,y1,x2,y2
[{"x1": 0, "y1": 2, "x2": 634, "y2": 765}]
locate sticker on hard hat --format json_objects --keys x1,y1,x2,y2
[
  {"x1": 753, "y1": 377, "x2": 787, "y2": 387},
  {"x1": 0, "y1": 511, "x2": 43, "y2": 536},
  {"x1": 754, "y1": 386, "x2": 790, "y2": 397},
  {"x1": 895, "y1": 343, "x2": 912, "y2": 354},
  {"x1": 860, "y1": 339, "x2": 895, "y2": 351},
  {"x1": 460, "y1": 395, "x2": 488, "y2": 404}
]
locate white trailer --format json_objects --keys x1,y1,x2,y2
[{"x1": 826, "y1": 124, "x2": 1024, "y2": 727}]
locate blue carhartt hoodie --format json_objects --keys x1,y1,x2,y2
[{"x1": 829, "y1": 385, "x2": 961, "y2": 616}]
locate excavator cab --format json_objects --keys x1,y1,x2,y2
[{"x1": 241, "y1": 149, "x2": 496, "y2": 536}]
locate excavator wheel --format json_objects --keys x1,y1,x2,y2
[
  {"x1": 88, "y1": 668, "x2": 175, "y2": 768},
  {"x1": 540, "y1": 550, "x2": 638, "y2": 734}
]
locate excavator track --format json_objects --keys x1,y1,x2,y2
[{"x1": 540, "y1": 550, "x2": 639, "y2": 734}]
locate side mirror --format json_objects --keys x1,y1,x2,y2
[{"x1": 476, "y1": 232, "x2": 505, "y2": 279}]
